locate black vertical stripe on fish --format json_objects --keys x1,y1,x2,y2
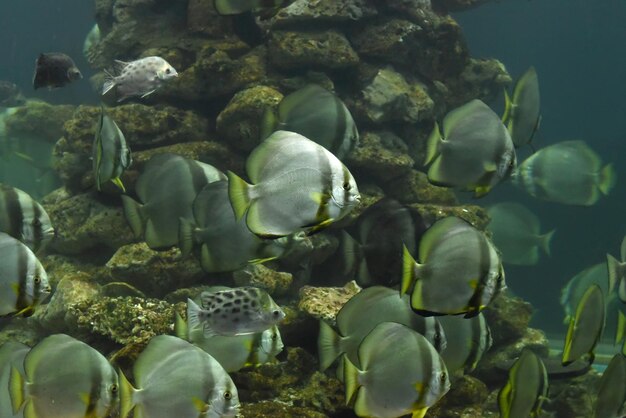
[
  {"x1": 187, "y1": 160, "x2": 212, "y2": 194},
  {"x1": 465, "y1": 234, "x2": 493, "y2": 317},
  {"x1": 83, "y1": 357, "x2": 103, "y2": 418},
  {"x1": 15, "y1": 244, "x2": 29, "y2": 312},
  {"x1": 31, "y1": 198, "x2": 44, "y2": 253},
  {"x1": 413, "y1": 343, "x2": 434, "y2": 406},
  {"x1": 466, "y1": 317, "x2": 484, "y2": 370},
  {"x1": 313, "y1": 146, "x2": 334, "y2": 223},
  {"x1": 341, "y1": 166, "x2": 352, "y2": 208},
  {"x1": 3, "y1": 184, "x2": 24, "y2": 240},
  {"x1": 331, "y1": 95, "x2": 348, "y2": 155},
  {"x1": 246, "y1": 333, "x2": 264, "y2": 366}
]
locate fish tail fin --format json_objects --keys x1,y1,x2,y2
[
  {"x1": 174, "y1": 311, "x2": 188, "y2": 340},
  {"x1": 598, "y1": 163, "x2": 616, "y2": 195},
  {"x1": 607, "y1": 253, "x2": 622, "y2": 294},
  {"x1": 9, "y1": 366, "x2": 25, "y2": 414},
  {"x1": 121, "y1": 195, "x2": 146, "y2": 238},
  {"x1": 186, "y1": 298, "x2": 203, "y2": 332},
  {"x1": 227, "y1": 171, "x2": 252, "y2": 221},
  {"x1": 259, "y1": 107, "x2": 278, "y2": 140},
  {"x1": 502, "y1": 88, "x2": 512, "y2": 123},
  {"x1": 424, "y1": 121, "x2": 442, "y2": 166},
  {"x1": 111, "y1": 177, "x2": 126, "y2": 192},
  {"x1": 178, "y1": 217, "x2": 196, "y2": 257},
  {"x1": 412, "y1": 409, "x2": 429, "y2": 418},
  {"x1": 539, "y1": 229, "x2": 555, "y2": 256},
  {"x1": 615, "y1": 310, "x2": 626, "y2": 345},
  {"x1": 401, "y1": 244, "x2": 418, "y2": 296},
  {"x1": 317, "y1": 320, "x2": 342, "y2": 371},
  {"x1": 343, "y1": 354, "x2": 361, "y2": 407},
  {"x1": 102, "y1": 70, "x2": 116, "y2": 95},
  {"x1": 339, "y1": 230, "x2": 363, "y2": 278},
  {"x1": 119, "y1": 370, "x2": 137, "y2": 418}
]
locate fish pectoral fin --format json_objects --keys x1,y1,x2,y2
[
  {"x1": 111, "y1": 177, "x2": 126, "y2": 192},
  {"x1": 10, "y1": 282, "x2": 20, "y2": 296},
  {"x1": 310, "y1": 191, "x2": 330, "y2": 205},
  {"x1": 473, "y1": 185, "x2": 492, "y2": 198},
  {"x1": 305, "y1": 218, "x2": 334, "y2": 235},
  {"x1": 13, "y1": 306, "x2": 34, "y2": 318},
  {"x1": 248, "y1": 256, "x2": 278, "y2": 264},
  {"x1": 191, "y1": 397, "x2": 209, "y2": 413},
  {"x1": 140, "y1": 89, "x2": 156, "y2": 98},
  {"x1": 411, "y1": 408, "x2": 428, "y2": 418}
]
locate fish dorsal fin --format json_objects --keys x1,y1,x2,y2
[{"x1": 118, "y1": 370, "x2": 137, "y2": 418}]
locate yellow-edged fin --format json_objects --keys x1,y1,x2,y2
[
  {"x1": 424, "y1": 122, "x2": 442, "y2": 166},
  {"x1": 412, "y1": 408, "x2": 428, "y2": 418},
  {"x1": 401, "y1": 245, "x2": 417, "y2": 296},
  {"x1": 318, "y1": 320, "x2": 342, "y2": 371},
  {"x1": 121, "y1": 195, "x2": 146, "y2": 238},
  {"x1": 118, "y1": 370, "x2": 137, "y2": 418},
  {"x1": 248, "y1": 256, "x2": 278, "y2": 264},
  {"x1": 174, "y1": 312, "x2": 188, "y2": 340},
  {"x1": 502, "y1": 88, "x2": 512, "y2": 124},
  {"x1": 561, "y1": 315, "x2": 576, "y2": 366},
  {"x1": 13, "y1": 306, "x2": 34, "y2": 318},
  {"x1": 227, "y1": 170, "x2": 252, "y2": 221},
  {"x1": 410, "y1": 280, "x2": 425, "y2": 312},
  {"x1": 259, "y1": 107, "x2": 278, "y2": 141},
  {"x1": 23, "y1": 400, "x2": 36, "y2": 418},
  {"x1": 473, "y1": 185, "x2": 492, "y2": 198},
  {"x1": 306, "y1": 218, "x2": 334, "y2": 235},
  {"x1": 81, "y1": 392, "x2": 99, "y2": 418},
  {"x1": 342, "y1": 354, "x2": 361, "y2": 407},
  {"x1": 111, "y1": 176, "x2": 126, "y2": 192},
  {"x1": 191, "y1": 397, "x2": 209, "y2": 414},
  {"x1": 9, "y1": 366, "x2": 25, "y2": 415},
  {"x1": 497, "y1": 379, "x2": 513, "y2": 418},
  {"x1": 598, "y1": 163, "x2": 616, "y2": 195}
]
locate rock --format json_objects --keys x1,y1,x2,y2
[
  {"x1": 483, "y1": 293, "x2": 534, "y2": 346},
  {"x1": 105, "y1": 243, "x2": 205, "y2": 297},
  {"x1": 67, "y1": 296, "x2": 176, "y2": 345},
  {"x1": 549, "y1": 372, "x2": 599, "y2": 418},
  {"x1": 233, "y1": 264, "x2": 294, "y2": 296},
  {"x1": 187, "y1": 0, "x2": 233, "y2": 36},
  {"x1": 5, "y1": 101, "x2": 75, "y2": 143},
  {"x1": 350, "y1": 17, "x2": 468, "y2": 80},
  {"x1": 357, "y1": 66, "x2": 434, "y2": 124},
  {"x1": 163, "y1": 46, "x2": 267, "y2": 102},
  {"x1": 266, "y1": 0, "x2": 378, "y2": 28},
  {"x1": 45, "y1": 191, "x2": 135, "y2": 255},
  {"x1": 381, "y1": 0, "x2": 434, "y2": 23},
  {"x1": 443, "y1": 58, "x2": 512, "y2": 109},
  {"x1": 384, "y1": 169, "x2": 458, "y2": 205},
  {"x1": 345, "y1": 131, "x2": 415, "y2": 182},
  {"x1": 36, "y1": 276, "x2": 101, "y2": 332},
  {"x1": 268, "y1": 30, "x2": 359, "y2": 71},
  {"x1": 407, "y1": 203, "x2": 489, "y2": 230},
  {"x1": 216, "y1": 85, "x2": 284, "y2": 152},
  {"x1": 297, "y1": 280, "x2": 361, "y2": 322},
  {"x1": 53, "y1": 104, "x2": 211, "y2": 191},
  {"x1": 428, "y1": 375, "x2": 489, "y2": 418}
]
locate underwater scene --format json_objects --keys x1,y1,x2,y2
[{"x1": 1, "y1": 0, "x2": 625, "y2": 417}]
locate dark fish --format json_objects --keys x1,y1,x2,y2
[
  {"x1": 594, "y1": 353, "x2": 626, "y2": 418},
  {"x1": 562, "y1": 284, "x2": 605, "y2": 366},
  {"x1": 503, "y1": 66, "x2": 541, "y2": 148},
  {"x1": 32, "y1": 53, "x2": 82, "y2": 90},
  {"x1": 498, "y1": 349, "x2": 548, "y2": 418},
  {"x1": 0, "y1": 81, "x2": 25, "y2": 107},
  {"x1": 121, "y1": 153, "x2": 226, "y2": 249},
  {"x1": 261, "y1": 84, "x2": 359, "y2": 160},
  {"x1": 339, "y1": 198, "x2": 427, "y2": 288}
]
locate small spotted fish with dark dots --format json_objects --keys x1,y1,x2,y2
[
  {"x1": 102, "y1": 56, "x2": 178, "y2": 102},
  {"x1": 187, "y1": 287, "x2": 285, "y2": 337}
]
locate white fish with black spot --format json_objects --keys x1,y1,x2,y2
[{"x1": 102, "y1": 56, "x2": 178, "y2": 102}]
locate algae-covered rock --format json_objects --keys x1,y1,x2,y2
[
  {"x1": 187, "y1": 0, "x2": 233, "y2": 36},
  {"x1": 68, "y1": 296, "x2": 176, "y2": 345},
  {"x1": 267, "y1": 0, "x2": 378, "y2": 28},
  {"x1": 45, "y1": 191, "x2": 135, "y2": 255},
  {"x1": 5, "y1": 101, "x2": 75, "y2": 143},
  {"x1": 164, "y1": 46, "x2": 267, "y2": 102},
  {"x1": 407, "y1": 203, "x2": 489, "y2": 230},
  {"x1": 443, "y1": 58, "x2": 512, "y2": 109},
  {"x1": 345, "y1": 131, "x2": 415, "y2": 182},
  {"x1": 384, "y1": 169, "x2": 458, "y2": 205},
  {"x1": 428, "y1": 375, "x2": 489, "y2": 417},
  {"x1": 268, "y1": 30, "x2": 359, "y2": 71},
  {"x1": 106, "y1": 243, "x2": 206, "y2": 297},
  {"x1": 483, "y1": 293, "x2": 534, "y2": 346},
  {"x1": 233, "y1": 264, "x2": 293, "y2": 296},
  {"x1": 350, "y1": 17, "x2": 468, "y2": 80},
  {"x1": 37, "y1": 275, "x2": 101, "y2": 332},
  {"x1": 216, "y1": 85, "x2": 283, "y2": 152},
  {"x1": 298, "y1": 280, "x2": 361, "y2": 322},
  {"x1": 358, "y1": 67, "x2": 434, "y2": 124}
]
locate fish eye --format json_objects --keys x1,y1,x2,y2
[
  {"x1": 271, "y1": 333, "x2": 277, "y2": 341},
  {"x1": 32, "y1": 218, "x2": 41, "y2": 227},
  {"x1": 342, "y1": 182, "x2": 351, "y2": 191},
  {"x1": 440, "y1": 372, "x2": 447, "y2": 383},
  {"x1": 224, "y1": 391, "x2": 232, "y2": 400},
  {"x1": 272, "y1": 310, "x2": 282, "y2": 317},
  {"x1": 165, "y1": 68, "x2": 171, "y2": 74},
  {"x1": 34, "y1": 276, "x2": 41, "y2": 284},
  {"x1": 110, "y1": 384, "x2": 118, "y2": 394}
]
